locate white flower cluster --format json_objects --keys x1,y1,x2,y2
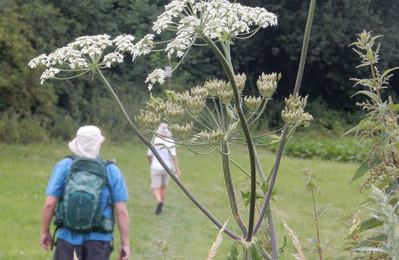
[
  {"x1": 145, "y1": 69, "x2": 167, "y2": 91},
  {"x1": 153, "y1": 0, "x2": 277, "y2": 58},
  {"x1": 29, "y1": 34, "x2": 154, "y2": 84}
]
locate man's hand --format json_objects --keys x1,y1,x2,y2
[
  {"x1": 40, "y1": 231, "x2": 52, "y2": 251},
  {"x1": 119, "y1": 245, "x2": 130, "y2": 260}
]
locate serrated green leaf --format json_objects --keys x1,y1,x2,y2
[
  {"x1": 350, "y1": 158, "x2": 381, "y2": 183},
  {"x1": 227, "y1": 242, "x2": 239, "y2": 260},
  {"x1": 380, "y1": 67, "x2": 399, "y2": 80},
  {"x1": 352, "y1": 90, "x2": 380, "y2": 103},
  {"x1": 347, "y1": 217, "x2": 383, "y2": 238},
  {"x1": 353, "y1": 246, "x2": 387, "y2": 254}
]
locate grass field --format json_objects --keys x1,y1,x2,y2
[{"x1": 0, "y1": 140, "x2": 367, "y2": 259}]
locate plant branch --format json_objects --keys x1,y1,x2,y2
[
  {"x1": 95, "y1": 69, "x2": 240, "y2": 240},
  {"x1": 203, "y1": 35, "x2": 257, "y2": 242},
  {"x1": 221, "y1": 143, "x2": 248, "y2": 236},
  {"x1": 254, "y1": 0, "x2": 317, "y2": 235}
]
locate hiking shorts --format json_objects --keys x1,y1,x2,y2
[
  {"x1": 151, "y1": 168, "x2": 170, "y2": 188},
  {"x1": 54, "y1": 239, "x2": 112, "y2": 260}
]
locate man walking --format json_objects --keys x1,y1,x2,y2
[{"x1": 40, "y1": 125, "x2": 130, "y2": 260}]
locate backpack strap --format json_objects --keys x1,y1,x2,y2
[
  {"x1": 65, "y1": 155, "x2": 79, "y2": 161},
  {"x1": 51, "y1": 225, "x2": 59, "y2": 251}
]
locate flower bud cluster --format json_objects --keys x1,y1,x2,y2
[
  {"x1": 164, "y1": 101, "x2": 185, "y2": 122},
  {"x1": 256, "y1": 72, "x2": 280, "y2": 98},
  {"x1": 244, "y1": 96, "x2": 262, "y2": 111},
  {"x1": 195, "y1": 130, "x2": 225, "y2": 145},
  {"x1": 170, "y1": 122, "x2": 193, "y2": 138},
  {"x1": 176, "y1": 92, "x2": 206, "y2": 115},
  {"x1": 190, "y1": 85, "x2": 208, "y2": 98},
  {"x1": 135, "y1": 110, "x2": 161, "y2": 128},
  {"x1": 281, "y1": 95, "x2": 313, "y2": 127},
  {"x1": 204, "y1": 79, "x2": 227, "y2": 96},
  {"x1": 234, "y1": 73, "x2": 247, "y2": 93}
]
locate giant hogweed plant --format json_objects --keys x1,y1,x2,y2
[
  {"x1": 346, "y1": 31, "x2": 399, "y2": 259},
  {"x1": 29, "y1": 0, "x2": 316, "y2": 258}
]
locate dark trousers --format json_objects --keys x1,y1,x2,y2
[{"x1": 54, "y1": 239, "x2": 112, "y2": 260}]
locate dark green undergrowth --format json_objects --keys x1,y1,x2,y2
[{"x1": 262, "y1": 136, "x2": 369, "y2": 163}]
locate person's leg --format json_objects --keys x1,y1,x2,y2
[
  {"x1": 151, "y1": 169, "x2": 164, "y2": 214},
  {"x1": 82, "y1": 240, "x2": 112, "y2": 260},
  {"x1": 160, "y1": 186, "x2": 167, "y2": 202},
  {"x1": 152, "y1": 187, "x2": 162, "y2": 203},
  {"x1": 160, "y1": 171, "x2": 170, "y2": 202},
  {"x1": 53, "y1": 239, "x2": 82, "y2": 260}
]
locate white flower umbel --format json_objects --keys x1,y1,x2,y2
[
  {"x1": 152, "y1": 0, "x2": 277, "y2": 59},
  {"x1": 29, "y1": 34, "x2": 154, "y2": 84},
  {"x1": 145, "y1": 69, "x2": 166, "y2": 91}
]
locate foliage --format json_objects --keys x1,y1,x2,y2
[
  {"x1": 1, "y1": 0, "x2": 399, "y2": 142},
  {"x1": 346, "y1": 31, "x2": 399, "y2": 259},
  {"x1": 348, "y1": 186, "x2": 399, "y2": 259},
  {"x1": 263, "y1": 136, "x2": 368, "y2": 163}
]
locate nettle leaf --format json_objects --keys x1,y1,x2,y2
[
  {"x1": 353, "y1": 246, "x2": 387, "y2": 254},
  {"x1": 347, "y1": 217, "x2": 383, "y2": 238},
  {"x1": 240, "y1": 191, "x2": 264, "y2": 206},
  {"x1": 344, "y1": 118, "x2": 373, "y2": 136},
  {"x1": 352, "y1": 90, "x2": 380, "y2": 103},
  {"x1": 350, "y1": 157, "x2": 381, "y2": 183},
  {"x1": 380, "y1": 67, "x2": 399, "y2": 81},
  {"x1": 227, "y1": 242, "x2": 239, "y2": 260}
]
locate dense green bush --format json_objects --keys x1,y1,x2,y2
[
  {"x1": 263, "y1": 136, "x2": 368, "y2": 162},
  {"x1": 0, "y1": 112, "x2": 48, "y2": 143}
]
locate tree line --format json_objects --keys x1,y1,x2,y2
[{"x1": 1, "y1": 0, "x2": 398, "y2": 142}]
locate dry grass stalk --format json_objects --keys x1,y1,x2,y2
[
  {"x1": 282, "y1": 218, "x2": 306, "y2": 260},
  {"x1": 206, "y1": 220, "x2": 228, "y2": 260}
]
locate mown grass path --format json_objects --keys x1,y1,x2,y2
[{"x1": 0, "y1": 141, "x2": 365, "y2": 259}]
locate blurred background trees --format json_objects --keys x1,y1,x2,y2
[{"x1": 1, "y1": 0, "x2": 398, "y2": 142}]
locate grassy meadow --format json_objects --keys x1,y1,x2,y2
[{"x1": 0, "y1": 140, "x2": 367, "y2": 259}]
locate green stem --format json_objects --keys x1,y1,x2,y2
[
  {"x1": 203, "y1": 35, "x2": 257, "y2": 242},
  {"x1": 221, "y1": 143, "x2": 248, "y2": 236},
  {"x1": 95, "y1": 69, "x2": 240, "y2": 240},
  {"x1": 312, "y1": 190, "x2": 323, "y2": 260},
  {"x1": 254, "y1": 0, "x2": 317, "y2": 235}
]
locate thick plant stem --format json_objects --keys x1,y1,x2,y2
[
  {"x1": 254, "y1": 148, "x2": 278, "y2": 259},
  {"x1": 254, "y1": 0, "x2": 317, "y2": 235},
  {"x1": 293, "y1": 0, "x2": 317, "y2": 96},
  {"x1": 203, "y1": 36, "x2": 257, "y2": 242},
  {"x1": 221, "y1": 143, "x2": 248, "y2": 236},
  {"x1": 95, "y1": 69, "x2": 240, "y2": 240},
  {"x1": 268, "y1": 212, "x2": 278, "y2": 260},
  {"x1": 253, "y1": 128, "x2": 288, "y2": 235}
]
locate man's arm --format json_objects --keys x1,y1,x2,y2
[
  {"x1": 40, "y1": 196, "x2": 58, "y2": 251},
  {"x1": 173, "y1": 156, "x2": 181, "y2": 177},
  {"x1": 115, "y1": 202, "x2": 130, "y2": 260}
]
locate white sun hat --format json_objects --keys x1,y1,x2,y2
[
  {"x1": 68, "y1": 125, "x2": 105, "y2": 159},
  {"x1": 156, "y1": 123, "x2": 172, "y2": 138}
]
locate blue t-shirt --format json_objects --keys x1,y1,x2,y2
[{"x1": 46, "y1": 157, "x2": 129, "y2": 245}]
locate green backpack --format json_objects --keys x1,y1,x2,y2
[{"x1": 54, "y1": 156, "x2": 115, "y2": 233}]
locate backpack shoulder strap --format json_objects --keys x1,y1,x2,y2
[
  {"x1": 65, "y1": 155, "x2": 79, "y2": 161},
  {"x1": 103, "y1": 159, "x2": 116, "y2": 167}
]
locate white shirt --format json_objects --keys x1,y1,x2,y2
[{"x1": 147, "y1": 137, "x2": 176, "y2": 171}]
